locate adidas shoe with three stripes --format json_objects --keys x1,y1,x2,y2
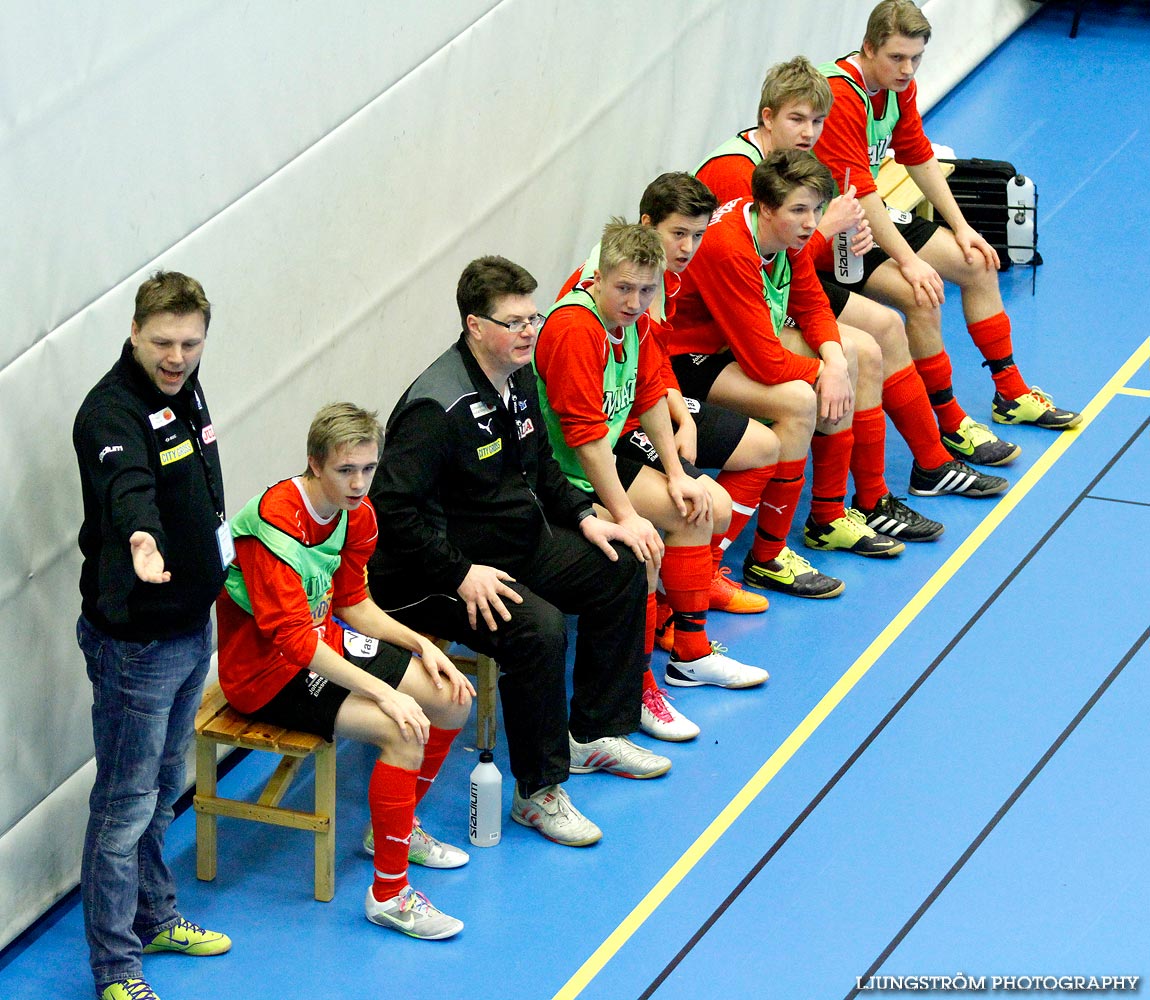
[{"x1": 909, "y1": 460, "x2": 1007, "y2": 498}]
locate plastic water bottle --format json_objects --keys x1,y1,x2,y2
[
  {"x1": 836, "y1": 166, "x2": 864, "y2": 284},
  {"x1": 835, "y1": 227, "x2": 864, "y2": 284},
  {"x1": 468, "y1": 750, "x2": 502, "y2": 847}
]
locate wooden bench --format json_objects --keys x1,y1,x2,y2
[
  {"x1": 193, "y1": 643, "x2": 498, "y2": 901},
  {"x1": 194, "y1": 681, "x2": 338, "y2": 900},
  {"x1": 876, "y1": 156, "x2": 955, "y2": 220}
]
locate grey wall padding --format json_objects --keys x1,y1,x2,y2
[{"x1": 0, "y1": 0, "x2": 1037, "y2": 950}]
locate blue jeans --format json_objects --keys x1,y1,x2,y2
[{"x1": 77, "y1": 614, "x2": 212, "y2": 992}]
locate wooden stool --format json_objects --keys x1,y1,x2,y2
[
  {"x1": 193, "y1": 682, "x2": 337, "y2": 901},
  {"x1": 433, "y1": 639, "x2": 499, "y2": 751}
]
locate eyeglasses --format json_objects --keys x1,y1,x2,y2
[{"x1": 478, "y1": 313, "x2": 545, "y2": 335}]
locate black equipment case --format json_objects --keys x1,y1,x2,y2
[{"x1": 938, "y1": 157, "x2": 1039, "y2": 270}]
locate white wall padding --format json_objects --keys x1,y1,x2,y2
[{"x1": 0, "y1": 0, "x2": 1036, "y2": 951}]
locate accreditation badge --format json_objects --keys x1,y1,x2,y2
[{"x1": 216, "y1": 521, "x2": 236, "y2": 568}]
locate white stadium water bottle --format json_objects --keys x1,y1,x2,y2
[
  {"x1": 469, "y1": 750, "x2": 502, "y2": 847},
  {"x1": 835, "y1": 227, "x2": 864, "y2": 284},
  {"x1": 836, "y1": 166, "x2": 864, "y2": 284}
]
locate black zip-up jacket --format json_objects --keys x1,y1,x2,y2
[
  {"x1": 73, "y1": 341, "x2": 227, "y2": 641},
  {"x1": 369, "y1": 335, "x2": 593, "y2": 601}
]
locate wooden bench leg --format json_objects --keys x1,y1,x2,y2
[
  {"x1": 313, "y1": 741, "x2": 337, "y2": 902},
  {"x1": 475, "y1": 652, "x2": 499, "y2": 752},
  {"x1": 195, "y1": 735, "x2": 218, "y2": 883}
]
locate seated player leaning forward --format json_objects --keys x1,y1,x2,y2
[
  {"x1": 695, "y1": 54, "x2": 1009, "y2": 510},
  {"x1": 814, "y1": 0, "x2": 1079, "y2": 440},
  {"x1": 369, "y1": 255, "x2": 667, "y2": 851},
  {"x1": 535, "y1": 219, "x2": 770, "y2": 690},
  {"x1": 216, "y1": 403, "x2": 474, "y2": 940},
  {"x1": 560, "y1": 174, "x2": 779, "y2": 742},
  {"x1": 673, "y1": 150, "x2": 915, "y2": 598}
]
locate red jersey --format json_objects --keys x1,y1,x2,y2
[
  {"x1": 695, "y1": 128, "x2": 762, "y2": 205},
  {"x1": 695, "y1": 128, "x2": 836, "y2": 273},
  {"x1": 547, "y1": 270, "x2": 670, "y2": 438},
  {"x1": 216, "y1": 477, "x2": 377, "y2": 714},
  {"x1": 559, "y1": 259, "x2": 682, "y2": 393},
  {"x1": 671, "y1": 198, "x2": 835, "y2": 386},
  {"x1": 815, "y1": 56, "x2": 934, "y2": 201}
]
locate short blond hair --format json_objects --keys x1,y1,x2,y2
[
  {"x1": 305, "y1": 402, "x2": 383, "y2": 476},
  {"x1": 864, "y1": 0, "x2": 931, "y2": 52},
  {"x1": 758, "y1": 56, "x2": 833, "y2": 121},
  {"x1": 598, "y1": 217, "x2": 666, "y2": 279}
]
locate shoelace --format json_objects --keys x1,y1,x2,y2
[
  {"x1": 397, "y1": 886, "x2": 435, "y2": 914},
  {"x1": 709, "y1": 641, "x2": 728, "y2": 655},
  {"x1": 642, "y1": 685, "x2": 676, "y2": 722},
  {"x1": 834, "y1": 509, "x2": 874, "y2": 539},
  {"x1": 714, "y1": 566, "x2": 745, "y2": 590},
  {"x1": 964, "y1": 419, "x2": 998, "y2": 445},
  {"x1": 1026, "y1": 386, "x2": 1056, "y2": 410},
  {"x1": 778, "y1": 546, "x2": 815, "y2": 575},
  {"x1": 120, "y1": 979, "x2": 159, "y2": 1000},
  {"x1": 164, "y1": 917, "x2": 210, "y2": 940},
  {"x1": 881, "y1": 495, "x2": 921, "y2": 519}
]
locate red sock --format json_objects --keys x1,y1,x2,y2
[
  {"x1": 660, "y1": 544, "x2": 712, "y2": 661},
  {"x1": 849, "y1": 407, "x2": 889, "y2": 510},
  {"x1": 968, "y1": 312, "x2": 1028, "y2": 399},
  {"x1": 642, "y1": 667, "x2": 658, "y2": 694},
  {"x1": 414, "y1": 726, "x2": 459, "y2": 807},
  {"x1": 713, "y1": 465, "x2": 774, "y2": 569},
  {"x1": 914, "y1": 351, "x2": 968, "y2": 435},
  {"x1": 882, "y1": 364, "x2": 952, "y2": 468},
  {"x1": 752, "y1": 459, "x2": 805, "y2": 563},
  {"x1": 809, "y1": 429, "x2": 853, "y2": 524},
  {"x1": 369, "y1": 760, "x2": 419, "y2": 902}
]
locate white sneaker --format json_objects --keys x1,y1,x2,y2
[
  {"x1": 640, "y1": 686, "x2": 700, "y2": 741},
  {"x1": 665, "y1": 642, "x2": 769, "y2": 689},
  {"x1": 510, "y1": 783, "x2": 602, "y2": 846},
  {"x1": 568, "y1": 733, "x2": 671, "y2": 778},
  {"x1": 362, "y1": 817, "x2": 469, "y2": 868},
  {"x1": 364, "y1": 884, "x2": 463, "y2": 939}
]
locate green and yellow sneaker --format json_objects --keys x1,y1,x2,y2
[
  {"x1": 992, "y1": 386, "x2": 1081, "y2": 429},
  {"x1": 742, "y1": 546, "x2": 844, "y2": 599},
  {"x1": 143, "y1": 917, "x2": 231, "y2": 956},
  {"x1": 100, "y1": 978, "x2": 160, "y2": 1000},
  {"x1": 942, "y1": 415, "x2": 1021, "y2": 466},
  {"x1": 803, "y1": 509, "x2": 905, "y2": 558}
]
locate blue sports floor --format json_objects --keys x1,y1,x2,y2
[{"x1": 4, "y1": 4, "x2": 1148, "y2": 997}]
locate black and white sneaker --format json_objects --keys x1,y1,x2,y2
[
  {"x1": 909, "y1": 460, "x2": 1007, "y2": 498},
  {"x1": 852, "y1": 492, "x2": 944, "y2": 542}
]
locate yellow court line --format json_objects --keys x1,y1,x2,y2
[
  {"x1": 1118, "y1": 386, "x2": 1150, "y2": 398},
  {"x1": 553, "y1": 337, "x2": 1150, "y2": 1000}
]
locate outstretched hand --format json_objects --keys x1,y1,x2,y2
[{"x1": 129, "y1": 531, "x2": 170, "y2": 583}]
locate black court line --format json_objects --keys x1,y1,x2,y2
[
  {"x1": 845, "y1": 623, "x2": 1150, "y2": 999},
  {"x1": 1085, "y1": 494, "x2": 1150, "y2": 509},
  {"x1": 637, "y1": 416, "x2": 1150, "y2": 1000}
]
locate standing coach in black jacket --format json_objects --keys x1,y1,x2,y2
[{"x1": 73, "y1": 271, "x2": 232, "y2": 1000}]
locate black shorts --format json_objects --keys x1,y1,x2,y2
[
  {"x1": 671, "y1": 352, "x2": 738, "y2": 400},
  {"x1": 609, "y1": 398, "x2": 749, "y2": 480},
  {"x1": 247, "y1": 629, "x2": 413, "y2": 741},
  {"x1": 823, "y1": 211, "x2": 938, "y2": 288},
  {"x1": 818, "y1": 275, "x2": 851, "y2": 317},
  {"x1": 596, "y1": 427, "x2": 708, "y2": 498}
]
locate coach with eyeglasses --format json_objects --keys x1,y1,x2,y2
[{"x1": 367, "y1": 255, "x2": 659, "y2": 849}]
